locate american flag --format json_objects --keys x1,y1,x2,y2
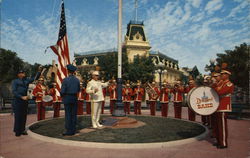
[{"x1": 50, "y1": 0, "x2": 70, "y2": 97}]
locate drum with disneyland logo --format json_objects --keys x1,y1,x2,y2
[{"x1": 187, "y1": 86, "x2": 219, "y2": 116}]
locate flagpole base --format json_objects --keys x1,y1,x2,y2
[
  {"x1": 112, "y1": 78, "x2": 126, "y2": 117},
  {"x1": 112, "y1": 102, "x2": 126, "y2": 117}
]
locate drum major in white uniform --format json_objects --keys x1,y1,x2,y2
[{"x1": 86, "y1": 71, "x2": 109, "y2": 128}]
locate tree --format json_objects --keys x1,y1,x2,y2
[
  {"x1": 0, "y1": 49, "x2": 24, "y2": 83},
  {"x1": 216, "y1": 43, "x2": 249, "y2": 91},
  {"x1": 98, "y1": 52, "x2": 129, "y2": 81},
  {"x1": 127, "y1": 55, "x2": 155, "y2": 84},
  {"x1": 98, "y1": 53, "x2": 155, "y2": 84},
  {"x1": 0, "y1": 48, "x2": 42, "y2": 83}
]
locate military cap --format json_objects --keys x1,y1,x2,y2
[
  {"x1": 18, "y1": 70, "x2": 25, "y2": 74},
  {"x1": 66, "y1": 64, "x2": 77, "y2": 72}
]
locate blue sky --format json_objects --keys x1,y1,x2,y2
[{"x1": 1, "y1": 0, "x2": 249, "y2": 73}]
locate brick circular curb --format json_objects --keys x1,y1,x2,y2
[{"x1": 27, "y1": 116, "x2": 209, "y2": 149}]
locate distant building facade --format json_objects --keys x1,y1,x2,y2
[{"x1": 74, "y1": 20, "x2": 183, "y2": 84}]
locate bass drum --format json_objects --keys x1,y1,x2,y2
[
  {"x1": 187, "y1": 86, "x2": 219, "y2": 116},
  {"x1": 42, "y1": 95, "x2": 53, "y2": 106}
]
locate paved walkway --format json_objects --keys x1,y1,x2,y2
[{"x1": 0, "y1": 106, "x2": 249, "y2": 158}]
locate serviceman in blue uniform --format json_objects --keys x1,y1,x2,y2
[
  {"x1": 60, "y1": 64, "x2": 80, "y2": 136},
  {"x1": 11, "y1": 68, "x2": 41, "y2": 136}
]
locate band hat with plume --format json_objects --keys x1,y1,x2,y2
[
  {"x1": 220, "y1": 62, "x2": 231, "y2": 75},
  {"x1": 163, "y1": 82, "x2": 167, "y2": 85},
  {"x1": 92, "y1": 71, "x2": 99, "y2": 76},
  {"x1": 212, "y1": 72, "x2": 221, "y2": 77},
  {"x1": 38, "y1": 76, "x2": 45, "y2": 81},
  {"x1": 221, "y1": 70, "x2": 231, "y2": 75}
]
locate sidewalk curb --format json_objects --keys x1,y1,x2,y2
[{"x1": 27, "y1": 117, "x2": 209, "y2": 149}]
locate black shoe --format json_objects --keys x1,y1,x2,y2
[
  {"x1": 22, "y1": 131, "x2": 28, "y2": 135},
  {"x1": 213, "y1": 143, "x2": 218, "y2": 146},
  {"x1": 217, "y1": 145, "x2": 228, "y2": 149},
  {"x1": 15, "y1": 133, "x2": 21, "y2": 137},
  {"x1": 62, "y1": 133, "x2": 74, "y2": 136},
  {"x1": 62, "y1": 133, "x2": 69, "y2": 136}
]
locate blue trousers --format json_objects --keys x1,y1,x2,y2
[
  {"x1": 13, "y1": 99, "x2": 28, "y2": 134},
  {"x1": 64, "y1": 102, "x2": 77, "y2": 134}
]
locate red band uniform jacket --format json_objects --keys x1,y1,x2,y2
[
  {"x1": 133, "y1": 87, "x2": 144, "y2": 102},
  {"x1": 160, "y1": 87, "x2": 170, "y2": 103},
  {"x1": 149, "y1": 87, "x2": 160, "y2": 101},
  {"x1": 171, "y1": 86, "x2": 185, "y2": 102},
  {"x1": 108, "y1": 85, "x2": 117, "y2": 100},
  {"x1": 215, "y1": 80, "x2": 234, "y2": 112},
  {"x1": 122, "y1": 87, "x2": 133, "y2": 102},
  {"x1": 32, "y1": 84, "x2": 47, "y2": 102},
  {"x1": 77, "y1": 88, "x2": 86, "y2": 101},
  {"x1": 49, "y1": 88, "x2": 62, "y2": 102}
]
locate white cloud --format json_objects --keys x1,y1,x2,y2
[
  {"x1": 190, "y1": 12, "x2": 205, "y2": 22},
  {"x1": 1, "y1": 13, "x2": 117, "y2": 65},
  {"x1": 228, "y1": 0, "x2": 249, "y2": 17},
  {"x1": 187, "y1": 0, "x2": 202, "y2": 8},
  {"x1": 143, "y1": 0, "x2": 249, "y2": 73},
  {"x1": 1, "y1": 0, "x2": 249, "y2": 74},
  {"x1": 205, "y1": 0, "x2": 223, "y2": 15}
]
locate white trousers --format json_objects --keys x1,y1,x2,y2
[{"x1": 91, "y1": 101, "x2": 102, "y2": 127}]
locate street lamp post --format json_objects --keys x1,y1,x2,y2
[
  {"x1": 113, "y1": 0, "x2": 125, "y2": 117},
  {"x1": 155, "y1": 67, "x2": 167, "y2": 90},
  {"x1": 155, "y1": 64, "x2": 167, "y2": 90}
]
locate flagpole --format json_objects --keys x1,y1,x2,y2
[{"x1": 113, "y1": 0, "x2": 125, "y2": 117}]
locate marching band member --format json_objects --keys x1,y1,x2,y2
[
  {"x1": 133, "y1": 81, "x2": 144, "y2": 115},
  {"x1": 214, "y1": 68, "x2": 234, "y2": 149},
  {"x1": 48, "y1": 82, "x2": 61, "y2": 118},
  {"x1": 86, "y1": 71, "x2": 109, "y2": 128},
  {"x1": 108, "y1": 80, "x2": 117, "y2": 114},
  {"x1": 171, "y1": 80, "x2": 185, "y2": 119},
  {"x1": 202, "y1": 76, "x2": 212, "y2": 126},
  {"x1": 101, "y1": 79, "x2": 107, "y2": 114},
  {"x1": 210, "y1": 72, "x2": 223, "y2": 140},
  {"x1": 32, "y1": 77, "x2": 47, "y2": 121},
  {"x1": 148, "y1": 81, "x2": 160, "y2": 116},
  {"x1": 185, "y1": 79, "x2": 197, "y2": 121},
  {"x1": 160, "y1": 82, "x2": 170, "y2": 117},
  {"x1": 122, "y1": 82, "x2": 133, "y2": 114},
  {"x1": 85, "y1": 83, "x2": 91, "y2": 114},
  {"x1": 145, "y1": 91, "x2": 150, "y2": 109},
  {"x1": 77, "y1": 82, "x2": 85, "y2": 115}
]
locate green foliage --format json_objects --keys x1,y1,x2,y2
[
  {"x1": 216, "y1": 43, "x2": 249, "y2": 91},
  {"x1": 98, "y1": 52, "x2": 118, "y2": 80},
  {"x1": 127, "y1": 55, "x2": 155, "y2": 83},
  {"x1": 97, "y1": 52, "x2": 155, "y2": 83},
  {"x1": 0, "y1": 48, "x2": 42, "y2": 83},
  {"x1": 0, "y1": 48, "x2": 24, "y2": 82}
]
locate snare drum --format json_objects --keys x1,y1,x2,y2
[
  {"x1": 42, "y1": 95, "x2": 53, "y2": 106},
  {"x1": 187, "y1": 86, "x2": 219, "y2": 116}
]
